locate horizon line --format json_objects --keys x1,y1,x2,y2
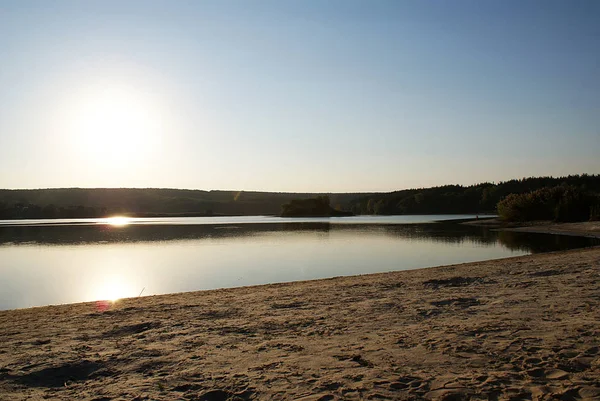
[{"x1": 0, "y1": 173, "x2": 597, "y2": 194}]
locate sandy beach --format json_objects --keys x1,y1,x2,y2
[
  {"x1": 501, "y1": 222, "x2": 600, "y2": 239},
  {"x1": 1, "y1": 245, "x2": 599, "y2": 400},
  {"x1": 464, "y1": 220, "x2": 600, "y2": 239}
]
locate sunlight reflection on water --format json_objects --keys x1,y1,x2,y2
[{"x1": 103, "y1": 216, "x2": 132, "y2": 226}]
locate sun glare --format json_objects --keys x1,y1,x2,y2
[{"x1": 66, "y1": 84, "x2": 163, "y2": 168}]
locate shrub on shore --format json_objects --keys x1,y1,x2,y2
[
  {"x1": 497, "y1": 186, "x2": 599, "y2": 222},
  {"x1": 281, "y1": 196, "x2": 353, "y2": 217}
]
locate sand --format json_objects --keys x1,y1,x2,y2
[
  {"x1": 463, "y1": 219, "x2": 600, "y2": 239},
  {"x1": 1, "y1": 246, "x2": 600, "y2": 400},
  {"x1": 501, "y1": 222, "x2": 600, "y2": 239}
]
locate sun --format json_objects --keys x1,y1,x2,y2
[{"x1": 66, "y1": 84, "x2": 162, "y2": 167}]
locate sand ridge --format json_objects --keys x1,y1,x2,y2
[{"x1": 1, "y1": 247, "x2": 599, "y2": 400}]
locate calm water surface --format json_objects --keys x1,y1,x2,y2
[{"x1": 0, "y1": 215, "x2": 597, "y2": 310}]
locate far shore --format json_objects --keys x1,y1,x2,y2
[
  {"x1": 1, "y1": 242, "x2": 599, "y2": 399},
  {"x1": 463, "y1": 218, "x2": 600, "y2": 239}
]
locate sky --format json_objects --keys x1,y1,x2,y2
[{"x1": 0, "y1": 0, "x2": 598, "y2": 192}]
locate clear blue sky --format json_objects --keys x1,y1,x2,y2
[{"x1": 0, "y1": 0, "x2": 598, "y2": 192}]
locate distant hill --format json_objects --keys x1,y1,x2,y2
[
  {"x1": 0, "y1": 188, "x2": 372, "y2": 219},
  {"x1": 0, "y1": 174, "x2": 598, "y2": 220}
]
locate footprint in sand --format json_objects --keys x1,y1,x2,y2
[{"x1": 526, "y1": 367, "x2": 569, "y2": 380}]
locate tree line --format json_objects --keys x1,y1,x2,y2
[
  {"x1": 0, "y1": 174, "x2": 598, "y2": 221},
  {"x1": 0, "y1": 188, "x2": 367, "y2": 219},
  {"x1": 497, "y1": 185, "x2": 600, "y2": 222},
  {"x1": 347, "y1": 174, "x2": 600, "y2": 221}
]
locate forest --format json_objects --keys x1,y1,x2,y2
[
  {"x1": 347, "y1": 174, "x2": 600, "y2": 220},
  {"x1": 0, "y1": 174, "x2": 598, "y2": 221}
]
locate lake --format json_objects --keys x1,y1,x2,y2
[{"x1": 1, "y1": 215, "x2": 598, "y2": 310}]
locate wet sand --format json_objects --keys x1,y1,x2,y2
[{"x1": 1, "y1": 247, "x2": 599, "y2": 400}]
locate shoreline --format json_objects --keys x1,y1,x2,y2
[
  {"x1": 463, "y1": 218, "x2": 600, "y2": 239},
  {"x1": 499, "y1": 222, "x2": 600, "y2": 239},
  {"x1": 2, "y1": 247, "x2": 599, "y2": 400}
]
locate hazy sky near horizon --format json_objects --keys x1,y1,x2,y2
[{"x1": 1, "y1": 1, "x2": 598, "y2": 192}]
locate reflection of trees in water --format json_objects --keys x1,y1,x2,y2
[
  {"x1": 0, "y1": 223, "x2": 335, "y2": 245},
  {"x1": 378, "y1": 223, "x2": 499, "y2": 246},
  {"x1": 496, "y1": 231, "x2": 600, "y2": 254},
  {"x1": 0, "y1": 223, "x2": 597, "y2": 253}
]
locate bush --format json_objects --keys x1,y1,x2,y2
[
  {"x1": 281, "y1": 196, "x2": 352, "y2": 217},
  {"x1": 590, "y1": 200, "x2": 600, "y2": 221},
  {"x1": 497, "y1": 186, "x2": 596, "y2": 222}
]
